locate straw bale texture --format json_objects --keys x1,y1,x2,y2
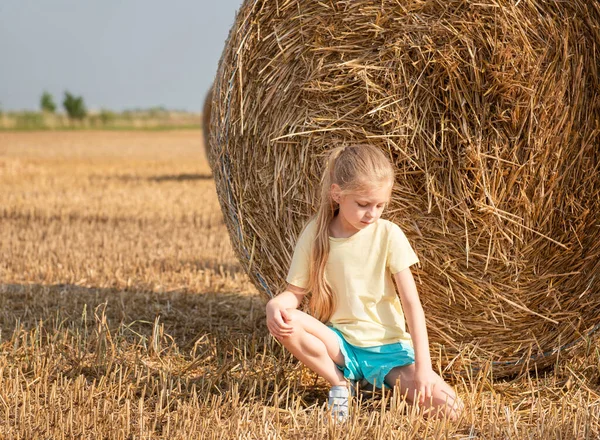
[{"x1": 207, "y1": 0, "x2": 600, "y2": 376}]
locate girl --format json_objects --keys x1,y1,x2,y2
[{"x1": 266, "y1": 144, "x2": 463, "y2": 422}]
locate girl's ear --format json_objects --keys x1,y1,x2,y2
[{"x1": 330, "y1": 184, "x2": 341, "y2": 203}]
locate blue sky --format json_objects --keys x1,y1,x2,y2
[{"x1": 0, "y1": 0, "x2": 242, "y2": 111}]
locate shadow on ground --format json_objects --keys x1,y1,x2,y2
[
  {"x1": 0, "y1": 283, "x2": 328, "y2": 408},
  {"x1": 0, "y1": 283, "x2": 265, "y2": 349},
  {"x1": 147, "y1": 173, "x2": 213, "y2": 182},
  {"x1": 103, "y1": 173, "x2": 214, "y2": 183}
]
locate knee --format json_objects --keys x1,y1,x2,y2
[
  {"x1": 280, "y1": 309, "x2": 309, "y2": 338},
  {"x1": 264, "y1": 305, "x2": 305, "y2": 339},
  {"x1": 445, "y1": 394, "x2": 464, "y2": 421},
  {"x1": 283, "y1": 308, "x2": 303, "y2": 321},
  {"x1": 431, "y1": 389, "x2": 464, "y2": 421}
]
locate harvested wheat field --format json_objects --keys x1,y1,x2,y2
[{"x1": 0, "y1": 130, "x2": 598, "y2": 439}]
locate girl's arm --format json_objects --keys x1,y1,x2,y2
[
  {"x1": 266, "y1": 284, "x2": 305, "y2": 338},
  {"x1": 393, "y1": 267, "x2": 437, "y2": 403}
]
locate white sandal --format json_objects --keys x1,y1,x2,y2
[{"x1": 328, "y1": 385, "x2": 350, "y2": 422}]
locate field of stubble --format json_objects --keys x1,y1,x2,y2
[{"x1": 0, "y1": 130, "x2": 598, "y2": 439}]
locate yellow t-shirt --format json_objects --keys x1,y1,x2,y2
[{"x1": 286, "y1": 218, "x2": 420, "y2": 347}]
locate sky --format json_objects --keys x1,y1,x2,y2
[{"x1": 0, "y1": 0, "x2": 243, "y2": 112}]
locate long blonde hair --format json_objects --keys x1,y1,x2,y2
[{"x1": 308, "y1": 144, "x2": 395, "y2": 322}]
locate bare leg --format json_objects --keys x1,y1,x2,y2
[
  {"x1": 385, "y1": 364, "x2": 463, "y2": 420},
  {"x1": 271, "y1": 309, "x2": 347, "y2": 386}
]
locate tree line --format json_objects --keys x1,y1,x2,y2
[
  {"x1": 0, "y1": 92, "x2": 202, "y2": 130},
  {"x1": 40, "y1": 91, "x2": 86, "y2": 120}
]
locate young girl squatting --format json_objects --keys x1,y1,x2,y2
[{"x1": 266, "y1": 144, "x2": 463, "y2": 422}]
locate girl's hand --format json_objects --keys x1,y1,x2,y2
[
  {"x1": 266, "y1": 300, "x2": 294, "y2": 338},
  {"x1": 413, "y1": 366, "x2": 438, "y2": 405}
]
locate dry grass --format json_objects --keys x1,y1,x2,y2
[{"x1": 0, "y1": 131, "x2": 599, "y2": 438}]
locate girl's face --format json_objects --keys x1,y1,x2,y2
[{"x1": 331, "y1": 180, "x2": 393, "y2": 234}]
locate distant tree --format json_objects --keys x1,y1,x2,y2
[
  {"x1": 40, "y1": 91, "x2": 56, "y2": 113},
  {"x1": 63, "y1": 91, "x2": 87, "y2": 120}
]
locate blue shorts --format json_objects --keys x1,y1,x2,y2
[{"x1": 330, "y1": 327, "x2": 415, "y2": 389}]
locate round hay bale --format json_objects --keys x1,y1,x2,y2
[{"x1": 208, "y1": 0, "x2": 600, "y2": 376}]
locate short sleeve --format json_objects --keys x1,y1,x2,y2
[
  {"x1": 387, "y1": 223, "x2": 419, "y2": 274},
  {"x1": 285, "y1": 221, "x2": 315, "y2": 289}
]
